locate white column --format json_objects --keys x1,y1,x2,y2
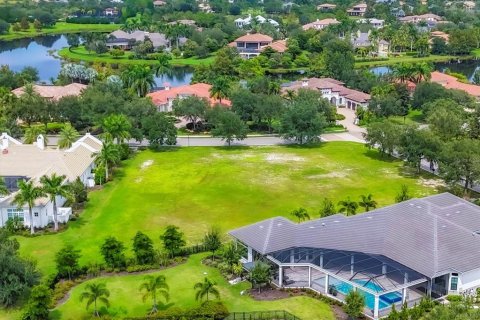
[
  {"x1": 325, "y1": 274, "x2": 329, "y2": 294},
  {"x1": 382, "y1": 263, "x2": 387, "y2": 275},
  {"x1": 279, "y1": 266, "x2": 283, "y2": 287},
  {"x1": 427, "y1": 280, "x2": 432, "y2": 297},
  {"x1": 404, "y1": 272, "x2": 409, "y2": 284},
  {"x1": 320, "y1": 253, "x2": 324, "y2": 268},
  {"x1": 247, "y1": 246, "x2": 253, "y2": 262},
  {"x1": 402, "y1": 287, "x2": 407, "y2": 304},
  {"x1": 290, "y1": 249, "x2": 295, "y2": 263},
  {"x1": 308, "y1": 266, "x2": 312, "y2": 287},
  {"x1": 374, "y1": 295, "x2": 379, "y2": 319},
  {"x1": 350, "y1": 255, "x2": 355, "y2": 276}
]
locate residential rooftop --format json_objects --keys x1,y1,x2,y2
[
  {"x1": 11, "y1": 83, "x2": 87, "y2": 101},
  {"x1": 147, "y1": 83, "x2": 232, "y2": 107}
]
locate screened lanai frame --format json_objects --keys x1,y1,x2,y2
[{"x1": 268, "y1": 247, "x2": 428, "y2": 294}]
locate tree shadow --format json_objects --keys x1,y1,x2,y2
[
  {"x1": 362, "y1": 148, "x2": 397, "y2": 163},
  {"x1": 147, "y1": 146, "x2": 181, "y2": 153},
  {"x1": 283, "y1": 142, "x2": 326, "y2": 150},
  {"x1": 212, "y1": 145, "x2": 252, "y2": 151}
]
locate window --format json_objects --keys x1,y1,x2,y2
[
  {"x1": 34, "y1": 212, "x2": 39, "y2": 217},
  {"x1": 7, "y1": 208, "x2": 24, "y2": 221},
  {"x1": 450, "y1": 275, "x2": 458, "y2": 291}
]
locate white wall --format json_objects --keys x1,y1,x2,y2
[{"x1": 460, "y1": 268, "x2": 480, "y2": 291}]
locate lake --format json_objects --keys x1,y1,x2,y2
[
  {"x1": 370, "y1": 59, "x2": 480, "y2": 82},
  {"x1": 0, "y1": 34, "x2": 193, "y2": 86}
]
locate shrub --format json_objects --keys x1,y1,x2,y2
[
  {"x1": 52, "y1": 280, "x2": 76, "y2": 304},
  {"x1": 446, "y1": 294, "x2": 463, "y2": 302}
]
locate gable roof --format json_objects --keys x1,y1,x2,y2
[
  {"x1": 302, "y1": 18, "x2": 340, "y2": 30},
  {"x1": 147, "y1": 83, "x2": 232, "y2": 107},
  {"x1": 230, "y1": 193, "x2": 480, "y2": 278}
]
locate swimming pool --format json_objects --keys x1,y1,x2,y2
[{"x1": 333, "y1": 279, "x2": 402, "y2": 310}]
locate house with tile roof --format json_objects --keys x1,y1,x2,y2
[
  {"x1": 106, "y1": 30, "x2": 186, "y2": 50},
  {"x1": 228, "y1": 33, "x2": 275, "y2": 58},
  {"x1": 147, "y1": 83, "x2": 231, "y2": 112},
  {"x1": 302, "y1": 18, "x2": 340, "y2": 31},
  {"x1": 357, "y1": 18, "x2": 385, "y2": 29},
  {"x1": 0, "y1": 133, "x2": 102, "y2": 229},
  {"x1": 347, "y1": 2, "x2": 368, "y2": 16},
  {"x1": 431, "y1": 71, "x2": 480, "y2": 99},
  {"x1": 230, "y1": 193, "x2": 480, "y2": 319},
  {"x1": 317, "y1": 3, "x2": 336, "y2": 10},
  {"x1": 12, "y1": 83, "x2": 87, "y2": 101},
  {"x1": 281, "y1": 77, "x2": 371, "y2": 110}
]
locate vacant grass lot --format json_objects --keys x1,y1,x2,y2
[
  {"x1": 58, "y1": 46, "x2": 215, "y2": 66},
  {"x1": 0, "y1": 22, "x2": 120, "y2": 41},
  {"x1": 52, "y1": 253, "x2": 335, "y2": 320},
  {"x1": 17, "y1": 142, "x2": 441, "y2": 277}
]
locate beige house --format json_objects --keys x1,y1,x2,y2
[
  {"x1": 317, "y1": 3, "x2": 336, "y2": 10},
  {"x1": 302, "y1": 18, "x2": 340, "y2": 31},
  {"x1": 347, "y1": 3, "x2": 367, "y2": 16},
  {"x1": 0, "y1": 133, "x2": 102, "y2": 229},
  {"x1": 12, "y1": 83, "x2": 87, "y2": 101}
]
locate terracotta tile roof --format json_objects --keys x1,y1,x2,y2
[
  {"x1": 233, "y1": 33, "x2": 273, "y2": 42},
  {"x1": 264, "y1": 39, "x2": 287, "y2": 53},
  {"x1": 282, "y1": 77, "x2": 371, "y2": 103},
  {"x1": 431, "y1": 71, "x2": 480, "y2": 98},
  {"x1": 302, "y1": 18, "x2": 340, "y2": 30},
  {"x1": 147, "y1": 83, "x2": 232, "y2": 107},
  {"x1": 11, "y1": 83, "x2": 87, "y2": 101}
]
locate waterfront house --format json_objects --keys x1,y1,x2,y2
[
  {"x1": 12, "y1": 83, "x2": 87, "y2": 101},
  {"x1": 302, "y1": 18, "x2": 340, "y2": 31},
  {"x1": 230, "y1": 193, "x2": 480, "y2": 319}
]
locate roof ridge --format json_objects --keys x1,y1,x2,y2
[{"x1": 262, "y1": 218, "x2": 277, "y2": 253}]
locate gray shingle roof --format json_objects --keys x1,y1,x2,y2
[{"x1": 229, "y1": 193, "x2": 480, "y2": 278}]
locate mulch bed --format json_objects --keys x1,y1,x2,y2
[
  {"x1": 248, "y1": 287, "x2": 292, "y2": 301},
  {"x1": 332, "y1": 305, "x2": 349, "y2": 320}
]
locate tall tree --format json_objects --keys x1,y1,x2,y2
[
  {"x1": 139, "y1": 275, "x2": 169, "y2": 313},
  {"x1": 100, "y1": 237, "x2": 127, "y2": 269},
  {"x1": 363, "y1": 120, "x2": 399, "y2": 157},
  {"x1": 142, "y1": 113, "x2": 177, "y2": 148},
  {"x1": 40, "y1": 173, "x2": 70, "y2": 231},
  {"x1": 173, "y1": 96, "x2": 208, "y2": 131},
  {"x1": 358, "y1": 194, "x2": 377, "y2": 212},
  {"x1": 101, "y1": 114, "x2": 132, "y2": 144},
  {"x1": 211, "y1": 110, "x2": 248, "y2": 146},
  {"x1": 55, "y1": 244, "x2": 81, "y2": 280},
  {"x1": 395, "y1": 184, "x2": 411, "y2": 203},
  {"x1": 209, "y1": 77, "x2": 231, "y2": 104},
  {"x1": 290, "y1": 207, "x2": 310, "y2": 222},
  {"x1": 344, "y1": 290, "x2": 365, "y2": 319},
  {"x1": 79, "y1": 283, "x2": 110, "y2": 317},
  {"x1": 319, "y1": 198, "x2": 336, "y2": 217},
  {"x1": 154, "y1": 53, "x2": 173, "y2": 77},
  {"x1": 58, "y1": 123, "x2": 79, "y2": 149},
  {"x1": 12, "y1": 180, "x2": 44, "y2": 234},
  {"x1": 280, "y1": 101, "x2": 326, "y2": 144},
  {"x1": 249, "y1": 261, "x2": 271, "y2": 292},
  {"x1": 203, "y1": 227, "x2": 222, "y2": 261},
  {"x1": 194, "y1": 278, "x2": 220, "y2": 302},
  {"x1": 132, "y1": 231, "x2": 155, "y2": 265},
  {"x1": 21, "y1": 284, "x2": 52, "y2": 320},
  {"x1": 93, "y1": 142, "x2": 120, "y2": 182},
  {"x1": 337, "y1": 197, "x2": 359, "y2": 216},
  {"x1": 121, "y1": 65, "x2": 155, "y2": 97},
  {"x1": 160, "y1": 225, "x2": 186, "y2": 257}
]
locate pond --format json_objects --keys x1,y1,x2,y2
[
  {"x1": 369, "y1": 59, "x2": 480, "y2": 82},
  {"x1": 0, "y1": 35, "x2": 193, "y2": 86}
]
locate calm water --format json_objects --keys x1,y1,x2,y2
[
  {"x1": 370, "y1": 59, "x2": 480, "y2": 82},
  {"x1": 0, "y1": 35, "x2": 193, "y2": 86}
]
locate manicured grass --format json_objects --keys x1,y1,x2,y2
[
  {"x1": 355, "y1": 54, "x2": 471, "y2": 68},
  {"x1": 389, "y1": 109, "x2": 424, "y2": 126},
  {"x1": 0, "y1": 309, "x2": 21, "y2": 320},
  {"x1": 16, "y1": 142, "x2": 441, "y2": 278},
  {"x1": 52, "y1": 253, "x2": 335, "y2": 320},
  {"x1": 0, "y1": 22, "x2": 120, "y2": 41},
  {"x1": 58, "y1": 46, "x2": 215, "y2": 66}
]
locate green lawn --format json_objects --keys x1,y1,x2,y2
[
  {"x1": 58, "y1": 46, "x2": 215, "y2": 67},
  {"x1": 16, "y1": 142, "x2": 441, "y2": 278},
  {"x1": 0, "y1": 22, "x2": 120, "y2": 41},
  {"x1": 355, "y1": 54, "x2": 471, "y2": 68},
  {"x1": 389, "y1": 109, "x2": 424, "y2": 126},
  {"x1": 51, "y1": 253, "x2": 334, "y2": 320}
]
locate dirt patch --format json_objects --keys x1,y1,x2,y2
[
  {"x1": 134, "y1": 177, "x2": 143, "y2": 183},
  {"x1": 265, "y1": 153, "x2": 305, "y2": 163},
  {"x1": 332, "y1": 304, "x2": 349, "y2": 320},
  {"x1": 307, "y1": 172, "x2": 348, "y2": 179},
  {"x1": 418, "y1": 177, "x2": 445, "y2": 188},
  {"x1": 140, "y1": 159, "x2": 154, "y2": 169}
]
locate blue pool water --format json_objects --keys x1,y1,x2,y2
[{"x1": 334, "y1": 279, "x2": 402, "y2": 310}]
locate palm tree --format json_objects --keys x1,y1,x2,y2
[
  {"x1": 93, "y1": 142, "x2": 120, "y2": 183},
  {"x1": 194, "y1": 277, "x2": 220, "y2": 302},
  {"x1": 12, "y1": 180, "x2": 45, "y2": 234},
  {"x1": 121, "y1": 65, "x2": 156, "y2": 97},
  {"x1": 395, "y1": 184, "x2": 412, "y2": 203},
  {"x1": 101, "y1": 114, "x2": 132, "y2": 144},
  {"x1": 154, "y1": 53, "x2": 173, "y2": 78},
  {"x1": 209, "y1": 77, "x2": 231, "y2": 104},
  {"x1": 80, "y1": 283, "x2": 110, "y2": 317},
  {"x1": 290, "y1": 207, "x2": 310, "y2": 222},
  {"x1": 0, "y1": 177, "x2": 8, "y2": 196},
  {"x1": 337, "y1": 197, "x2": 359, "y2": 216},
  {"x1": 391, "y1": 63, "x2": 415, "y2": 83},
  {"x1": 139, "y1": 275, "x2": 169, "y2": 313},
  {"x1": 24, "y1": 126, "x2": 48, "y2": 145},
  {"x1": 40, "y1": 173, "x2": 71, "y2": 231},
  {"x1": 358, "y1": 194, "x2": 377, "y2": 212},
  {"x1": 58, "y1": 123, "x2": 79, "y2": 149},
  {"x1": 411, "y1": 62, "x2": 433, "y2": 83},
  {"x1": 285, "y1": 89, "x2": 296, "y2": 100}
]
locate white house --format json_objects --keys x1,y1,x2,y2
[
  {"x1": 234, "y1": 14, "x2": 279, "y2": 28},
  {"x1": 0, "y1": 133, "x2": 102, "y2": 229},
  {"x1": 357, "y1": 18, "x2": 385, "y2": 29}
]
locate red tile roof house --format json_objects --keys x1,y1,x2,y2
[
  {"x1": 347, "y1": 3, "x2": 368, "y2": 16},
  {"x1": 431, "y1": 71, "x2": 480, "y2": 99},
  {"x1": 229, "y1": 33, "x2": 276, "y2": 58},
  {"x1": 281, "y1": 78, "x2": 371, "y2": 110},
  {"x1": 146, "y1": 83, "x2": 232, "y2": 112},
  {"x1": 302, "y1": 18, "x2": 340, "y2": 31}
]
